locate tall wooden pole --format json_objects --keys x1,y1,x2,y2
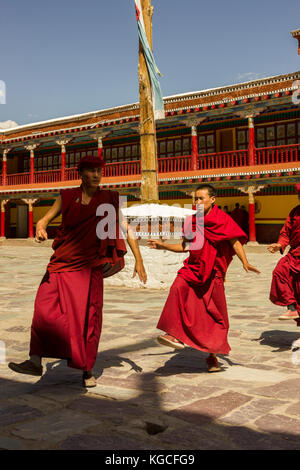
[{"x1": 138, "y1": 0, "x2": 159, "y2": 203}]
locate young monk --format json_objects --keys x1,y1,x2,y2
[
  {"x1": 147, "y1": 184, "x2": 260, "y2": 372},
  {"x1": 269, "y1": 182, "x2": 300, "y2": 321},
  {"x1": 8, "y1": 155, "x2": 147, "y2": 387}
]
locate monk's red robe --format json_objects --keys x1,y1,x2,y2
[
  {"x1": 30, "y1": 187, "x2": 126, "y2": 370},
  {"x1": 157, "y1": 205, "x2": 247, "y2": 354},
  {"x1": 270, "y1": 205, "x2": 300, "y2": 317}
]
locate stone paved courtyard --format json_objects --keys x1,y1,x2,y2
[{"x1": 1, "y1": 242, "x2": 300, "y2": 450}]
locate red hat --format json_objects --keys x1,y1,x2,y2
[
  {"x1": 295, "y1": 182, "x2": 300, "y2": 193},
  {"x1": 77, "y1": 155, "x2": 106, "y2": 171}
]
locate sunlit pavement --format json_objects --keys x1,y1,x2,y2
[{"x1": 0, "y1": 242, "x2": 300, "y2": 450}]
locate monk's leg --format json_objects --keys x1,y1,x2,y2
[
  {"x1": 156, "y1": 275, "x2": 230, "y2": 365},
  {"x1": 8, "y1": 271, "x2": 68, "y2": 377},
  {"x1": 270, "y1": 256, "x2": 299, "y2": 320},
  {"x1": 156, "y1": 276, "x2": 188, "y2": 350},
  {"x1": 82, "y1": 268, "x2": 104, "y2": 387}
]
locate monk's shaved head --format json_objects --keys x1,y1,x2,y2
[{"x1": 195, "y1": 184, "x2": 216, "y2": 198}]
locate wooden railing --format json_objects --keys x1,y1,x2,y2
[
  {"x1": 3, "y1": 143, "x2": 299, "y2": 186},
  {"x1": 158, "y1": 155, "x2": 191, "y2": 173},
  {"x1": 256, "y1": 143, "x2": 300, "y2": 165},
  {"x1": 66, "y1": 167, "x2": 79, "y2": 181},
  {"x1": 34, "y1": 169, "x2": 61, "y2": 183},
  {"x1": 198, "y1": 149, "x2": 248, "y2": 170},
  {"x1": 6, "y1": 172, "x2": 30, "y2": 185},
  {"x1": 103, "y1": 160, "x2": 141, "y2": 177}
]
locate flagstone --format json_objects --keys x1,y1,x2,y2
[
  {"x1": 11, "y1": 410, "x2": 99, "y2": 442},
  {"x1": 168, "y1": 392, "x2": 253, "y2": 425}
]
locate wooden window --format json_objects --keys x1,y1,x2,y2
[
  {"x1": 254, "y1": 121, "x2": 300, "y2": 147},
  {"x1": 198, "y1": 133, "x2": 216, "y2": 154},
  {"x1": 158, "y1": 137, "x2": 191, "y2": 158}
]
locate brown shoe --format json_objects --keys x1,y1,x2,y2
[
  {"x1": 278, "y1": 310, "x2": 299, "y2": 320},
  {"x1": 8, "y1": 360, "x2": 43, "y2": 377},
  {"x1": 82, "y1": 371, "x2": 97, "y2": 388},
  {"x1": 206, "y1": 356, "x2": 221, "y2": 373},
  {"x1": 157, "y1": 334, "x2": 185, "y2": 350}
]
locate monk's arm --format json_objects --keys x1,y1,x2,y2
[
  {"x1": 147, "y1": 239, "x2": 189, "y2": 252},
  {"x1": 268, "y1": 212, "x2": 291, "y2": 254},
  {"x1": 120, "y1": 217, "x2": 147, "y2": 284},
  {"x1": 230, "y1": 238, "x2": 260, "y2": 274},
  {"x1": 35, "y1": 196, "x2": 62, "y2": 242}
]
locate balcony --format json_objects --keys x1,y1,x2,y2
[{"x1": 2, "y1": 143, "x2": 299, "y2": 188}]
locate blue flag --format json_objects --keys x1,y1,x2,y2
[{"x1": 135, "y1": 0, "x2": 165, "y2": 120}]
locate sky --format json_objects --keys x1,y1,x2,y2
[{"x1": 0, "y1": 0, "x2": 299, "y2": 126}]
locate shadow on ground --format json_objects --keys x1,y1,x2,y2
[
  {"x1": 253, "y1": 330, "x2": 300, "y2": 352},
  {"x1": 2, "y1": 338, "x2": 300, "y2": 450}
]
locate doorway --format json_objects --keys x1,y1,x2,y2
[
  {"x1": 217, "y1": 129, "x2": 234, "y2": 152},
  {"x1": 16, "y1": 204, "x2": 28, "y2": 238}
]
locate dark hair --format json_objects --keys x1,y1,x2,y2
[
  {"x1": 195, "y1": 184, "x2": 216, "y2": 197},
  {"x1": 235, "y1": 203, "x2": 240, "y2": 208}
]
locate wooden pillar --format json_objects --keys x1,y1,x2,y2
[
  {"x1": 25, "y1": 144, "x2": 38, "y2": 184},
  {"x1": 92, "y1": 133, "x2": 109, "y2": 161},
  {"x1": 191, "y1": 125, "x2": 198, "y2": 171},
  {"x1": 97, "y1": 136, "x2": 103, "y2": 160},
  {"x1": 56, "y1": 140, "x2": 70, "y2": 181},
  {"x1": 0, "y1": 199, "x2": 9, "y2": 238},
  {"x1": 2, "y1": 148, "x2": 10, "y2": 186},
  {"x1": 185, "y1": 118, "x2": 205, "y2": 171},
  {"x1": 238, "y1": 185, "x2": 264, "y2": 245},
  {"x1": 22, "y1": 198, "x2": 38, "y2": 238},
  {"x1": 139, "y1": 0, "x2": 159, "y2": 203},
  {"x1": 248, "y1": 116, "x2": 256, "y2": 166}
]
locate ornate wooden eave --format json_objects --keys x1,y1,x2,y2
[{"x1": 1, "y1": 71, "x2": 299, "y2": 145}]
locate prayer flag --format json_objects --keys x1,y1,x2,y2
[{"x1": 134, "y1": 0, "x2": 165, "y2": 120}]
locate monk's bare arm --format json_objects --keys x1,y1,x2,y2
[
  {"x1": 120, "y1": 217, "x2": 147, "y2": 284},
  {"x1": 147, "y1": 239, "x2": 189, "y2": 252},
  {"x1": 35, "y1": 196, "x2": 62, "y2": 243},
  {"x1": 230, "y1": 238, "x2": 260, "y2": 274}
]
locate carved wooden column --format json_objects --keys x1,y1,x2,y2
[
  {"x1": 2, "y1": 148, "x2": 10, "y2": 186},
  {"x1": 185, "y1": 118, "x2": 206, "y2": 171},
  {"x1": 25, "y1": 144, "x2": 38, "y2": 184},
  {"x1": 0, "y1": 199, "x2": 9, "y2": 238},
  {"x1": 22, "y1": 198, "x2": 39, "y2": 238},
  {"x1": 92, "y1": 132, "x2": 110, "y2": 161},
  {"x1": 236, "y1": 107, "x2": 266, "y2": 166},
  {"x1": 238, "y1": 185, "x2": 264, "y2": 244},
  {"x1": 56, "y1": 139, "x2": 70, "y2": 181}
]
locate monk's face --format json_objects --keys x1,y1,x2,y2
[
  {"x1": 80, "y1": 167, "x2": 102, "y2": 188},
  {"x1": 195, "y1": 189, "x2": 216, "y2": 215}
]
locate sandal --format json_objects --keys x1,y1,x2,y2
[
  {"x1": 157, "y1": 334, "x2": 185, "y2": 350},
  {"x1": 206, "y1": 355, "x2": 221, "y2": 372},
  {"x1": 82, "y1": 371, "x2": 97, "y2": 388}
]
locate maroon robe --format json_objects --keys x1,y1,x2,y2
[
  {"x1": 270, "y1": 205, "x2": 300, "y2": 317},
  {"x1": 30, "y1": 187, "x2": 127, "y2": 370},
  {"x1": 157, "y1": 205, "x2": 247, "y2": 354}
]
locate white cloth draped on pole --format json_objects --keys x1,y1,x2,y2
[{"x1": 134, "y1": 0, "x2": 165, "y2": 120}]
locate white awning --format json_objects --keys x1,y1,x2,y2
[{"x1": 121, "y1": 203, "x2": 196, "y2": 218}]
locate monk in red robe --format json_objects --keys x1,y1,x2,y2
[
  {"x1": 8, "y1": 156, "x2": 147, "y2": 387},
  {"x1": 269, "y1": 182, "x2": 300, "y2": 321},
  {"x1": 147, "y1": 184, "x2": 260, "y2": 372}
]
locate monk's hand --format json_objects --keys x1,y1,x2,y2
[
  {"x1": 268, "y1": 243, "x2": 282, "y2": 253},
  {"x1": 133, "y1": 259, "x2": 147, "y2": 284},
  {"x1": 243, "y1": 262, "x2": 260, "y2": 274},
  {"x1": 147, "y1": 239, "x2": 165, "y2": 250},
  {"x1": 35, "y1": 222, "x2": 48, "y2": 243}
]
